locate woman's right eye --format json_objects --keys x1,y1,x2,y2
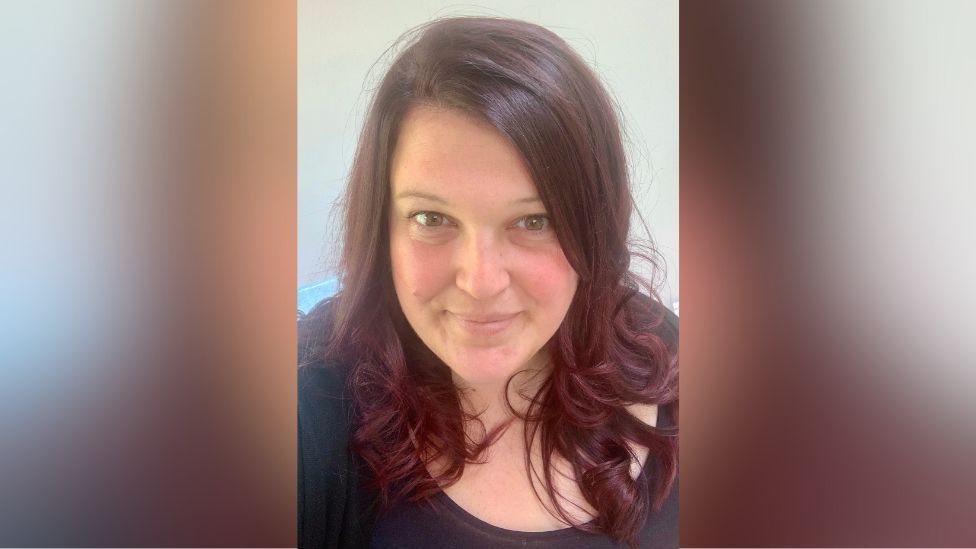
[{"x1": 410, "y1": 211, "x2": 448, "y2": 227}]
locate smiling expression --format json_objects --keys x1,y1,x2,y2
[{"x1": 389, "y1": 105, "x2": 579, "y2": 386}]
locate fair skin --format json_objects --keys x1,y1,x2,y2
[{"x1": 389, "y1": 104, "x2": 656, "y2": 531}]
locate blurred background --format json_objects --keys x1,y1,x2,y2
[
  {"x1": 298, "y1": 0, "x2": 680, "y2": 311},
  {"x1": 1, "y1": 0, "x2": 975, "y2": 546},
  {"x1": 0, "y1": 1, "x2": 296, "y2": 545},
  {"x1": 680, "y1": 0, "x2": 976, "y2": 544}
]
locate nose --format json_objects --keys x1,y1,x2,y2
[{"x1": 455, "y1": 231, "x2": 511, "y2": 300}]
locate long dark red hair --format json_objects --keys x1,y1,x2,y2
[{"x1": 320, "y1": 16, "x2": 677, "y2": 547}]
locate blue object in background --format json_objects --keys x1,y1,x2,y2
[{"x1": 298, "y1": 277, "x2": 339, "y2": 314}]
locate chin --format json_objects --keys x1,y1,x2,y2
[{"x1": 440, "y1": 345, "x2": 526, "y2": 384}]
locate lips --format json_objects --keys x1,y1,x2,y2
[{"x1": 448, "y1": 311, "x2": 520, "y2": 337}]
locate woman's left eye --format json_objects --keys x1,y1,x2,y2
[{"x1": 515, "y1": 214, "x2": 550, "y2": 232}]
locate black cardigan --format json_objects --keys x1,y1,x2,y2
[{"x1": 299, "y1": 358, "x2": 378, "y2": 548}]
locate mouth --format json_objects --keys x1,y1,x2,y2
[{"x1": 448, "y1": 311, "x2": 520, "y2": 337}]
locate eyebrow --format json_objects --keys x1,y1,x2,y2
[{"x1": 394, "y1": 190, "x2": 543, "y2": 206}]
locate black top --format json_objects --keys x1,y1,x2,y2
[
  {"x1": 369, "y1": 411, "x2": 678, "y2": 549},
  {"x1": 298, "y1": 298, "x2": 678, "y2": 548}
]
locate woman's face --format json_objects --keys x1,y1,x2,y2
[{"x1": 389, "y1": 105, "x2": 578, "y2": 386}]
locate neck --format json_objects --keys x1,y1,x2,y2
[{"x1": 453, "y1": 360, "x2": 551, "y2": 430}]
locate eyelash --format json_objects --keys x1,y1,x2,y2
[{"x1": 406, "y1": 211, "x2": 551, "y2": 233}]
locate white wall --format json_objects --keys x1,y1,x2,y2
[{"x1": 299, "y1": 0, "x2": 678, "y2": 306}]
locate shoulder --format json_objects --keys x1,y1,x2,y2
[
  {"x1": 623, "y1": 291, "x2": 679, "y2": 428},
  {"x1": 298, "y1": 295, "x2": 360, "y2": 433},
  {"x1": 297, "y1": 296, "x2": 354, "y2": 472},
  {"x1": 298, "y1": 296, "x2": 353, "y2": 425},
  {"x1": 299, "y1": 300, "x2": 379, "y2": 547},
  {"x1": 298, "y1": 296, "x2": 338, "y2": 367}
]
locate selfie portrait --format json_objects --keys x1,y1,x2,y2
[{"x1": 298, "y1": 3, "x2": 678, "y2": 548}]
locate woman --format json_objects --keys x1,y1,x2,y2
[{"x1": 299, "y1": 17, "x2": 678, "y2": 548}]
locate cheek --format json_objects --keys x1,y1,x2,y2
[
  {"x1": 390, "y1": 235, "x2": 455, "y2": 303},
  {"x1": 519, "y1": 246, "x2": 579, "y2": 310}
]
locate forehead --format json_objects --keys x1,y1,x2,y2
[{"x1": 390, "y1": 105, "x2": 538, "y2": 205}]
